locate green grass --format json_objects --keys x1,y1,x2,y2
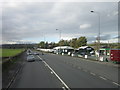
[{"x1": 0, "y1": 49, "x2": 25, "y2": 57}]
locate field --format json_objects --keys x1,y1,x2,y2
[{"x1": 0, "y1": 49, "x2": 25, "y2": 57}]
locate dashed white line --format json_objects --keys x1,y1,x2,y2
[
  {"x1": 112, "y1": 82, "x2": 120, "y2": 86},
  {"x1": 78, "y1": 67, "x2": 81, "y2": 69},
  {"x1": 51, "y1": 71, "x2": 53, "y2": 74},
  {"x1": 62, "y1": 87, "x2": 66, "y2": 90},
  {"x1": 99, "y1": 76, "x2": 107, "y2": 80},
  {"x1": 37, "y1": 55, "x2": 120, "y2": 88},
  {"x1": 83, "y1": 69, "x2": 87, "y2": 72},
  {"x1": 90, "y1": 72, "x2": 96, "y2": 76},
  {"x1": 37, "y1": 55, "x2": 71, "y2": 90}
]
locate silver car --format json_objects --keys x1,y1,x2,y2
[
  {"x1": 27, "y1": 55, "x2": 35, "y2": 62},
  {"x1": 33, "y1": 52, "x2": 39, "y2": 55}
]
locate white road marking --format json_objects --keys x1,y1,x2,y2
[
  {"x1": 83, "y1": 69, "x2": 87, "y2": 72},
  {"x1": 44, "y1": 64, "x2": 48, "y2": 66},
  {"x1": 7, "y1": 62, "x2": 25, "y2": 89},
  {"x1": 112, "y1": 82, "x2": 120, "y2": 86},
  {"x1": 90, "y1": 72, "x2": 96, "y2": 76},
  {"x1": 99, "y1": 76, "x2": 107, "y2": 80},
  {"x1": 37, "y1": 55, "x2": 71, "y2": 90},
  {"x1": 51, "y1": 71, "x2": 53, "y2": 74},
  {"x1": 78, "y1": 67, "x2": 81, "y2": 69},
  {"x1": 62, "y1": 87, "x2": 66, "y2": 90}
]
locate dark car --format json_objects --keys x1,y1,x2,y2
[{"x1": 71, "y1": 50, "x2": 79, "y2": 57}]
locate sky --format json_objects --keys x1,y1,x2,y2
[{"x1": 1, "y1": 0, "x2": 120, "y2": 44}]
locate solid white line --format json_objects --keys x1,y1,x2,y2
[
  {"x1": 112, "y1": 82, "x2": 120, "y2": 86},
  {"x1": 7, "y1": 62, "x2": 25, "y2": 89},
  {"x1": 99, "y1": 76, "x2": 107, "y2": 80},
  {"x1": 37, "y1": 55, "x2": 71, "y2": 90},
  {"x1": 37, "y1": 56, "x2": 44, "y2": 61}
]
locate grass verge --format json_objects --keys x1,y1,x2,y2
[{"x1": 0, "y1": 49, "x2": 25, "y2": 57}]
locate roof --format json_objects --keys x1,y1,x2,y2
[
  {"x1": 78, "y1": 46, "x2": 91, "y2": 49},
  {"x1": 53, "y1": 46, "x2": 74, "y2": 49},
  {"x1": 77, "y1": 46, "x2": 94, "y2": 50},
  {"x1": 100, "y1": 48, "x2": 110, "y2": 50}
]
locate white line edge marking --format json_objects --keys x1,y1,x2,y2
[
  {"x1": 99, "y1": 76, "x2": 107, "y2": 80},
  {"x1": 112, "y1": 82, "x2": 120, "y2": 86},
  {"x1": 37, "y1": 55, "x2": 71, "y2": 90},
  {"x1": 7, "y1": 62, "x2": 25, "y2": 89}
]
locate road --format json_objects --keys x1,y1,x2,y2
[
  {"x1": 10, "y1": 55, "x2": 63, "y2": 88},
  {"x1": 0, "y1": 63, "x2": 2, "y2": 90},
  {"x1": 10, "y1": 50, "x2": 119, "y2": 89}
]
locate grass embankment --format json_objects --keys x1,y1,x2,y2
[{"x1": 0, "y1": 49, "x2": 25, "y2": 57}]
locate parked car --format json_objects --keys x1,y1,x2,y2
[
  {"x1": 34, "y1": 52, "x2": 39, "y2": 55},
  {"x1": 67, "y1": 49, "x2": 74, "y2": 56},
  {"x1": 27, "y1": 52, "x2": 32, "y2": 55},
  {"x1": 27, "y1": 55, "x2": 35, "y2": 62},
  {"x1": 71, "y1": 50, "x2": 79, "y2": 57}
]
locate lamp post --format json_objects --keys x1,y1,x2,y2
[
  {"x1": 43, "y1": 32, "x2": 46, "y2": 49},
  {"x1": 56, "y1": 29, "x2": 61, "y2": 54},
  {"x1": 91, "y1": 10, "x2": 101, "y2": 60},
  {"x1": 56, "y1": 29, "x2": 61, "y2": 43}
]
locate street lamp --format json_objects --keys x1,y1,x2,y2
[
  {"x1": 91, "y1": 10, "x2": 101, "y2": 60},
  {"x1": 43, "y1": 32, "x2": 46, "y2": 49},
  {"x1": 56, "y1": 29, "x2": 61, "y2": 54},
  {"x1": 56, "y1": 29, "x2": 61, "y2": 42}
]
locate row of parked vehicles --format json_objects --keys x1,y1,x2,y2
[
  {"x1": 52, "y1": 46, "x2": 95, "y2": 57},
  {"x1": 49, "y1": 46, "x2": 120, "y2": 63},
  {"x1": 36, "y1": 46, "x2": 120, "y2": 63}
]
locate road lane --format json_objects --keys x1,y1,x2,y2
[
  {"x1": 10, "y1": 55, "x2": 63, "y2": 88},
  {"x1": 44, "y1": 53, "x2": 119, "y2": 83},
  {"x1": 9, "y1": 50, "x2": 119, "y2": 89},
  {"x1": 40, "y1": 53, "x2": 118, "y2": 88}
]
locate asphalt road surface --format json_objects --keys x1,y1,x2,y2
[
  {"x1": 10, "y1": 50, "x2": 119, "y2": 89},
  {"x1": 10, "y1": 55, "x2": 63, "y2": 88},
  {"x1": 0, "y1": 63, "x2": 2, "y2": 90}
]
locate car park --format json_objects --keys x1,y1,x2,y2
[{"x1": 27, "y1": 55, "x2": 35, "y2": 62}]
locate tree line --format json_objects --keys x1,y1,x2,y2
[
  {"x1": 38, "y1": 36, "x2": 87, "y2": 49},
  {"x1": 38, "y1": 36, "x2": 120, "y2": 49}
]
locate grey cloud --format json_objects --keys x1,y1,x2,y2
[
  {"x1": 87, "y1": 34, "x2": 114, "y2": 43},
  {"x1": 2, "y1": 2, "x2": 118, "y2": 44}
]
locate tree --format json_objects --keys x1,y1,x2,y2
[
  {"x1": 69, "y1": 38, "x2": 77, "y2": 48},
  {"x1": 45, "y1": 42, "x2": 49, "y2": 48},
  {"x1": 38, "y1": 41, "x2": 45, "y2": 48},
  {"x1": 77, "y1": 36, "x2": 87, "y2": 47},
  {"x1": 58, "y1": 39, "x2": 69, "y2": 46}
]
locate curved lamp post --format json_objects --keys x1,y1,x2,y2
[{"x1": 91, "y1": 10, "x2": 101, "y2": 60}]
